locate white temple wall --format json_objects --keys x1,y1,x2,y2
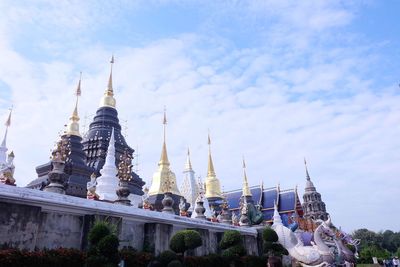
[{"x1": 0, "y1": 184, "x2": 259, "y2": 256}]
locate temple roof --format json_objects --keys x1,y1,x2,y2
[{"x1": 224, "y1": 184, "x2": 304, "y2": 222}]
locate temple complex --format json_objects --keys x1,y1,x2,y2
[{"x1": 0, "y1": 56, "x2": 359, "y2": 267}]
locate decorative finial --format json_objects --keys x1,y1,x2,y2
[
  {"x1": 184, "y1": 147, "x2": 193, "y2": 170},
  {"x1": 65, "y1": 73, "x2": 82, "y2": 136},
  {"x1": 108, "y1": 55, "x2": 114, "y2": 93},
  {"x1": 159, "y1": 107, "x2": 169, "y2": 166},
  {"x1": 207, "y1": 131, "x2": 215, "y2": 176},
  {"x1": 304, "y1": 157, "x2": 311, "y2": 180},
  {"x1": 99, "y1": 55, "x2": 116, "y2": 108},
  {"x1": 1, "y1": 106, "x2": 12, "y2": 148},
  {"x1": 242, "y1": 155, "x2": 252, "y2": 197}
]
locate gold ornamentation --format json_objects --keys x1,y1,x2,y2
[
  {"x1": 51, "y1": 139, "x2": 70, "y2": 162},
  {"x1": 100, "y1": 55, "x2": 116, "y2": 108},
  {"x1": 118, "y1": 150, "x2": 133, "y2": 182}
]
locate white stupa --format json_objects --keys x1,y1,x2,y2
[
  {"x1": 180, "y1": 149, "x2": 199, "y2": 213},
  {"x1": 96, "y1": 127, "x2": 119, "y2": 201}
]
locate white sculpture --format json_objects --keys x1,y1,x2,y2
[
  {"x1": 272, "y1": 203, "x2": 335, "y2": 267},
  {"x1": 96, "y1": 128, "x2": 119, "y2": 201}
]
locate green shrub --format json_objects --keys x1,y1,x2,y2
[
  {"x1": 221, "y1": 244, "x2": 247, "y2": 258},
  {"x1": 167, "y1": 260, "x2": 183, "y2": 267},
  {"x1": 262, "y1": 227, "x2": 278, "y2": 243},
  {"x1": 86, "y1": 221, "x2": 120, "y2": 267},
  {"x1": 169, "y1": 230, "x2": 202, "y2": 254},
  {"x1": 219, "y1": 230, "x2": 242, "y2": 249},
  {"x1": 169, "y1": 232, "x2": 186, "y2": 254},
  {"x1": 183, "y1": 230, "x2": 202, "y2": 250},
  {"x1": 88, "y1": 221, "x2": 111, "y2": 245},
  {"x1": 158, "y1": 250, "x2": 178, "y2": 266}
]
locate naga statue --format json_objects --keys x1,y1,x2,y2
[
  {"x1": 272, "y1": 204, "x2": 335, "y2": 267},
  {"x1": 322, "y1": 217, "x2": 360, "y2": 266}
]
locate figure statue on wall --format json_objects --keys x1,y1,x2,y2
[
  {"x1": 87, "y1": 173, "x2": 99, "y2": 200},
  {"x1": 142, "y1": 187, "x2": 152, "y2": 210},
  {"x1": 0, "y1": 151, "x2": 16, "y2": 186},
  {"x1": 179, "y1": 197, "x2": 190, "y2": 217},
  {"x1": 232, "y1": 211, "x2": 240, "y2": 226}
]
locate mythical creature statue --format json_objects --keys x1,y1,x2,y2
[
  {"x1": 0, "y1": 151, "x2": 15, "y2": 185},
  {"x1": 248, "y1": 203, "x2": 264, "y2": 225},
  {"x1": 272, "y1": 205, "x2": 335, "y2": 267},
  {"x1": 87, "y1": 173, "x2": 99, "y2": 200},
  {"x1": 322, "y1": 217, "x2": 359, "y2": 266}
]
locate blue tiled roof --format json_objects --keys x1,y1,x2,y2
[
  {"x1": 263, "y1": 188, "x2": 278, "y2": 209},
  {"x1": 224, "y1": 185, "x2": 303, "y2": 222},
  {"x1": 279, "y1": 191, "x2": 295, "y2": 211}
]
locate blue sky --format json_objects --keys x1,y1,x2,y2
[{"x1": 0, "y1": 0, "x2": 399, "y2": 232}]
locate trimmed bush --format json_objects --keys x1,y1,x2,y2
[
  {"x1": 169, "y1": 230, "x2": 202, "y2": 254},
  {"x1": 262, "y1": 227, "x2": 288, "y2": 257},
  {"x1": 219, "y1": 230, "x2": 242, "y2": 249},
  {"x1": 184, "y1": 230, "x2": 202, "y2": 250},
  {"x1": 263, "y1": 227, "x2": 278, "y2": 242},
  {"x1": 86, "y1": 221, "x2": 120, "y2": 267},
  {"x1": 158, "y1": 250, "x2": 178, "y2": 266},
  {"x1": 88, "y1": 221, "x2": 111, "y2": 245},
  {"x1": 169, "y1": 232, "x2": 186, "y2": 254}
]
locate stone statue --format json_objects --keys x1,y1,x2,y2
[
  {"x1": 239, "y1": 199, "x2": 250, "y2": 226},
  {"x1": 272, "y1": 204, "x2": 335, "y2": 266},
  {"x1": 247, "y1": 203, "x2": 264, "y2": 225},
  {"x1": 87, "y1": 173, "x2": 99, "y2": 200},
  {"x1": 232, "y1": 212, "x2": 239, "y2": 226},
  {"x1": 179, "y1": 197, "x2": 190, "y2": 217},
  {"x1": 0, "y1": 151, "x2": 15, "y2": 185},
  {"x1": 142, "y1": 187, "x2": 152, "y2": 210},
  {"x1": 323, "y1": 217, "x2": 359, "y2": 266}
]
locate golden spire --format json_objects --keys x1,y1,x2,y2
[
  {"x1": 65, "y1": 73, "x2": 82, "y2": 137},
  {"x1": 207, "y1": 132, "x2": 215, "y2": 176},
  {"x1": 149, "y1": 107, "x2": 181, "y2": 196},
  {"x1": 99, "y1": 55, "x2": 116, "y2": 108},
  {"x1": 159, "y1": 107, "x2": 169, "y2": 166},
  {"x1": 242, "y1": 156, "x2": 252, "y2": 197},
  {"x1": 205, "y1": 131, "x2": 222, "y2": 199}
]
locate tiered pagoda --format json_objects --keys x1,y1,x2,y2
[
  {"x1": 27, "y1": 75, "x2": 94, "y2": 197},
  {"x1": 81, "y1": 57, "x2": 144, "y2": 197},
  {"x1": 302, "y1": 159, "x2": 328, "y2": 220}
]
